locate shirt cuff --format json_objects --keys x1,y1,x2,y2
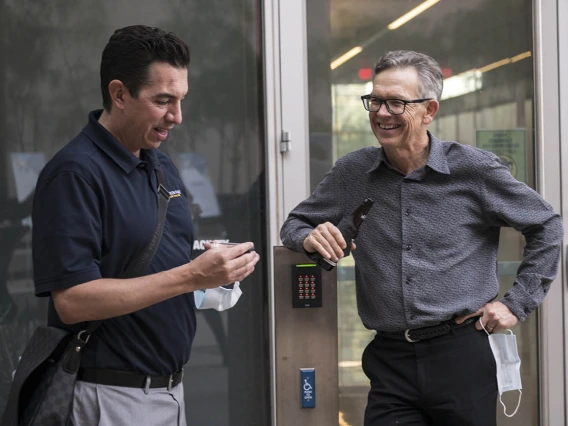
[
  {"x1": 292, "y1": 229, "x2": 312, "y2": 253},
  {"x1": 500, "y1": 283, "x2": 539, "y2": 322}
]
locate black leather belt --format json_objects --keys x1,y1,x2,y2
[
  {"x1": 376, "y1": 316, "x2": 479, "y2": 343},
  {"x1": 77, "y1": 368, "x2": 184, "y2": 391}
]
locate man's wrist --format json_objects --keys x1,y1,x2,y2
[{"x1": 500, "y1": 298, "x2": 527, "y2": 322}]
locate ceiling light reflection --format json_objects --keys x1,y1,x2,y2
[
  {"x1": 511, "y1": 51, "x2": 532, "y2": 63},
  {"x1": 330, "y1": 46, "x2": 363, "y2": 70},
  {"x1": 441, "y1": 51, "x2": 532, "y2": 100},
  {"x1": 330, "y1": 0, "x2": 441, "y2": 70},
  {"x1": 387, "y1": 0, "x2": 441, "y2": 30},
  {"x1": 477, "y1": 51, "x2": 532, "y2": 73}
]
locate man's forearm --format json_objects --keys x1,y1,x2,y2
[
  {"x1": 280, "y1": 216, "x2": 313, "y2": 253},
  {"x1": 52, "y1": 266, "x2": 193, "y2": 324},
  {"x1": 51, "y1": 243, "x2": 259, "y2": 324}
]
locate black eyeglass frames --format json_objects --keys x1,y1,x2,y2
[{"x1": 360, "y1": 95, "x2": 432, "y2": 115}]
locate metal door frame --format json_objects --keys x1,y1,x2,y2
[
  {"x1": 263, "y1": 1, "x2": 312, "y2": 424},
  {"x1": 534, "y1": 0, "x2": 567, "y2": 424}
]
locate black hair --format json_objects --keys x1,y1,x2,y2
[{"x1": 100, "y1": 25, "x2": 190, "y2": 111}]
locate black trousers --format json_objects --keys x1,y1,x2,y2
[{"x1": 362, "y1": 322, "x2": 497, "y2": 426}]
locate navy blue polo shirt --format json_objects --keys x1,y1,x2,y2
[{"x1": 32, "y1": 110, "x2": 196, "y2": 376}]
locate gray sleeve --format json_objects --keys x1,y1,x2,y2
[
  {"x1": 280, "y1": 160, "x2": 347, "y2": 253},
  {"x1": 481, "y1": 159, "x2": 564, "y2": 321}
]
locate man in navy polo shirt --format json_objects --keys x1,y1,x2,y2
[{"x1": 32, "y1": 25, "x2": 259, "y2": 426}]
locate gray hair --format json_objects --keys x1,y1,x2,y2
[{"x1": 374, "y1": 50, "x2": 443, "y2": 101}]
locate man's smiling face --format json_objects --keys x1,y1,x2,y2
[{"x1": 369, "y1": 66, "x2": 432, "y2": 150}]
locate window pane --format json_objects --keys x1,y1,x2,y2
[
  {"x1": 307, "y1": 1, "x2": 537, "y2": 425},
  {"x1": 0, "y1": 2, "x2": 269, "y2": 425}
]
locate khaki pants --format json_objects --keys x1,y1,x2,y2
[{"x1": 71, "y1": 380, "x2": 187, "y2": 426}]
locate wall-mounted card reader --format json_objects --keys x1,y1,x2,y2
[{"x1": 292, "y1": 264, "x2": 322, "y2": 308}]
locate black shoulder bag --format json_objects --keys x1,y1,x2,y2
[{"x1": 1, "y1": 169, "x2": 170, "y2": 426}]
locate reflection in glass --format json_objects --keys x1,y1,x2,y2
[
  {"x1": 0, "y1": 1, "x2": 268, "y2": 425},
  {"x1": 307, "y1": 0, "x2": 536, "y2": 424}
]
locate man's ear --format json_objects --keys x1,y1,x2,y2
[
  {"x1": 107, "y1": 80, "x2": 128, "y2": 111},
  {"x1": 422, "y1": 99, "x2": 439, "y2": 125}
]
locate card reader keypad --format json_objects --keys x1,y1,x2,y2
[{"x1": 293, "y1": 264, "x2": 322, "y2": 308}]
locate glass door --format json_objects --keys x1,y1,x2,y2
[
  {"x1": 0, "y1": 1, "x2": 270, "y2": 424},
  {"x1": 305, "y1": 1, "x2": 539, "y2": 425}
]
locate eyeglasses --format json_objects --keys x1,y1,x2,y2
[{"x1": 360, "y1": 95, "x2": 432, "y2": 115}]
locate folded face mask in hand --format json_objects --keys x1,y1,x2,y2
[{"x1": 194, "y1": 282, "x2": 242, "y2": 311}]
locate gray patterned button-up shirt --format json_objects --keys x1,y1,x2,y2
[{"x1": 280, "y1": 133, "x2": 563, "y2": 332}]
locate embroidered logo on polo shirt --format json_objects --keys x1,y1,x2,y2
[{"x1": 169, "y1": 190, "x2": 182, "y2": 198}]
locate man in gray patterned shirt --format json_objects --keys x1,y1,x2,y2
[{"x1": 280, "y1": 50, "x2": 563, "y2": 426}]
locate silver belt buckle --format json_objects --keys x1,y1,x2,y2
[
  {"x1": 404, "y1": 329, "x2": 419, "y2": 343},
  {"x1": 168, "y1": 368, "x2": 184, "y2": 391}
]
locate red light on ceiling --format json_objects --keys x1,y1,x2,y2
[
  {"x1": 441, "y1": 68, "x2": 453, "y2": 78},
  {"x1": 358, "y1": 68, "x2": 373, "y2": 80}
]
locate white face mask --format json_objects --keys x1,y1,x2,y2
[
  {"x1": 479, "y1": 318, "x2": 522, "y2": 417},
  {"x1": 194, "y1": 282, "x2": 242, "y2": 311}
]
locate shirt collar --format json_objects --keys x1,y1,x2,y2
[
  {"x1": 367, "y1": 131, "x2": 450, "y2": 175},
  {"x1": 367, "y1": 146, "x2": 388, "y2": 173},
  {"x1": 425, "y1": 132, "x2": 450, "y2": 175},
  {"x1": 81, "y1": 109, "x2": 159, "y2": 174}
]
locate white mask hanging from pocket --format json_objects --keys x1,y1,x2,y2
[{"x1": 479, "y1": 318, "x2": 522, "y2": 417}]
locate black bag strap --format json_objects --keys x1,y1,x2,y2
[{"x1": 84, "y1": 166, "x2": 170, "y2": 336}]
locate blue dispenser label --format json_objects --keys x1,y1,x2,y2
[{"x1": 300, "y1": 368, "x2": 315, "y2": 408}]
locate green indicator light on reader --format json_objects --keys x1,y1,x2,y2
[{"x1": 296, "y1": 264, "x2": 317, "y2": 268}]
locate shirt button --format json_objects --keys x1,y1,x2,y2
[
  {"x1": 405, "y1": 244, "x2": 412, "y2": 250},
  {"x1": 405, "y1": 209, "x2": 410, "y2": 216},
  {"x1": 406, "y1": 278, "x2": 412, "y2": 284}
]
